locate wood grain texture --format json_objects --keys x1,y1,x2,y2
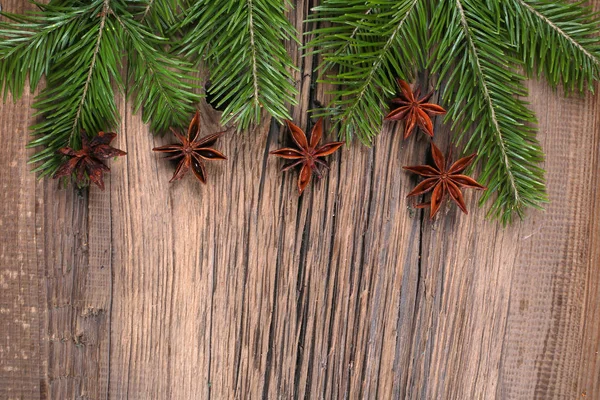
[
  {"x1": 1, "y1": 0, "x2": 600, "y2": 399},
  {"x1": 0, "y1": 88, "x2": 45, "y2": 400}
]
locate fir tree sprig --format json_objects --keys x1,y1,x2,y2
[
  {"x1": 0, "y1": 2, "x2": 96, "y2": 99},
  {"x1": 307, "y1": 0, "x2": 429, "y2": 144},
  {"x1": 307, "y1": 0, "x2": 600, "y2": 222},
  {"x1": 430, "y1": 0, "x2": 546, "y2": 223},
  {"x1": 503, "y1": 0, "x2": 600, "y2": 92},
  {"x1": 176, "y1": 0, "x2": 299, "y2": 130},
  {"x1": 134, "y1": 0, "x2": 181, "y2": 35},
  {"x1": 28, "y1": 0, "x2": 122, "y2": 177},
  {"x1": 0, "y1": 0, "x2": 201, "y2": 178},
  {"x1": 121, "y1": 11, "x2": 200, "y2": 133}
]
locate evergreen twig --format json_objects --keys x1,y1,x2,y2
[
  {"x1": 504, "y1": 0, "x2": 600, "y2": 91},
  {"x1": 0, "y1": 0, "x2": 201, "y2": 178},
  {"x1": 307, "y1": 0, "x2": 600, "y2": 222},
  {"x1": 177, "y1": 0, "x2": 299, "y2": 130},
  {"x1": 308, "y1": 0, "x2": 429, "y2": 144},
  {"x1": 430, "y1": 0, "x2": 546, "y2": 223}
]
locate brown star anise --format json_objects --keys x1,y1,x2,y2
[
  {"x1": 153, "y1": 111, "x2": 227, "y2": 183},
  {"x1": 54, "y1": 131, "x2": 126, "y2": 190},
  {"x1": 270, "y1": 119, "x2": 343, "y2": 194},
  {"x1": 403, "y1": 142, "x2": 486, "y2": 218},
  {"x1": 385, "y1": 79, "x2": 446, "y2": 139}
]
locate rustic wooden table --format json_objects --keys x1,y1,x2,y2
[{"x1": 1, "y1": 0, "x2": 600, "y2": 399}]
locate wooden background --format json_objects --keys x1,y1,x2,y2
[{"x1": 1, "y1": 0, "x2": 600, "y2": 399}]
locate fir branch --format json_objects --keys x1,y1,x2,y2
[
  {"x1": 118, "y1": 11, "x2": 201, "y2": 132},
  {"x1": 72, "y1": 0, "x2": 110, "y2": 144},
  {"x1": 177, "y1": 0, "x2": 299, "y2": 130},
  {"x1": 0, "y1": 3, "x2": 95, "y2": 98},
  {"x1": 503, "y1": 0, "x2": 600, "y2": 92},
  {"x1": 430, "y1": 0, "x2": 546, "y2": 223},
  {"x1": 0, "y1": 0, "x2": 201, "y2": 178},
  {"x1": 306, "y1": 0, "x2": 600, "y2": 221},
  {"x1": 137, "y1": 0, "x2": 180, "y2": 35},
  {"x1": 308, "y1": 0, "x2": 429, "y2": 144},
  {"x1": 29, "y1": 0, "x2": 121, "y2": 177},
  {"x1": 307, "y1": 6, "x2": 374, "y2": 75}
]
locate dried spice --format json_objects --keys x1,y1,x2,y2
[
  {"x1": 385, "y1": 79, "x2": 446, "y2": 139},
  {"x1": 403, "y1": 142, "x2": 486, "y2": 218},
  {"x1": 53, "y1": 131, "x2": 126, "y2": 190},
  {"x1": 270, "y1": 119, "x2": 343, "y2": 194},
  {"x1": 153, "y1": 111, "x2": 227, "y2": 183}
]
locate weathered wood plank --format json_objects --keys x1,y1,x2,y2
[
  {"x1": 1, "y1": 4, "x2": 112, "y2": 399},
  {"x1": 1, "y1": 0, "x2": 600, "y2": 399},
  {"x1": 0, "y1": 90, "x2": 46, "y2": 400},
  {"x1": 498, "y1": 81, "x2": 600, "y2": 399},
  {"x1": 33, "y1": 78, "x2": 112, "y2": 400}
]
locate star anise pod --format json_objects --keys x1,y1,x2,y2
[
  {"x1": 53, "y1": 131, "x2": 126, "y2": 190},
  {"x1": 153, "y1": 111, "x2": 227, "y2": 183},
  {"x1": 403, "y1": 142, "x2": 486, "y2": 218},
  {"x1": 270, "y1": 119, "x2": 343, "y2": 194},
  {"x1": 385, "y1": 79, "x2": 447, "y2": 139}
]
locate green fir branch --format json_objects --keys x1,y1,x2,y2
[
  {"x1": 28, "y1": 0, "x2": 121, "y2": 178},
  {"x1": 177, "y1": 0, "x2": 299, "y2": 130},
  {"x1": 135, "y1": 0, "x2": 180, "y2": 35},
  {"x1": 430, "y1": 0, "x2": 546, "y2": 223},
  {"x1": 503, "y1": 0, "x2": 600, "y2": 92},
  {"x1": 305, "y1": 0, "x2": 600, "y2": 221},
  {"x1": 0, "y1": 0, "x2": 201, "y2": 178},
  {"x1": 119, "y1": 12, "x2": 201, "y2": 133},
  {"x1": 306, "y1": 5, "x2": 374, "y2": 76},
  {"x1": 307, "y1": 0, "x2": 429, "y2": 144},
  {"x1": 0, "y1": 2, "x2": 96, "y2": 99}
]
